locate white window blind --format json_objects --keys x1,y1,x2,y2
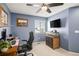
[{"x1": 35, "y1": 20, "x2": 45, "y2": 33}]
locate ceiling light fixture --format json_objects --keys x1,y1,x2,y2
[{"x1": 41, "y1": 6, "x2": 48, "y2": 11}]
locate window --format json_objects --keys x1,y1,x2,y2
[
  {"x1": 35, "y1": 20, "x2": 45, "y2": 33},
  {"x1": 0, "y1": 5, "x2": 8, "y2": 27}
]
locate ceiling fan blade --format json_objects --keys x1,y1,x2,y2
[
  {"x1": 47, "y1": 8, "x2": 51, "y2": 13},
  {"x1": 26, "y1": 4, "x2": 33, "y2": 6},
  {"x1": 36, "y1": 8, "x2": 41, "y2": 13},
  {"x1": 48, "y1": 3, "x2": 64, "y2": 7},
  {"x1": 26, "y1": 3, "x2": 41, "y2": 7}
]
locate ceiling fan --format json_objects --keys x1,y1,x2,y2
[{"x1": 26, "y1": 3, "x2": 64, "y2": 13}]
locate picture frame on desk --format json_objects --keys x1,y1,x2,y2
[{"x1": 16, "y1": 18, "x2": 28, "y2": 27}]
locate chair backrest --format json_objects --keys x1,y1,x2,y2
[
  {"x1": 26, "y1": 31, "x2": 34, "y2": 50},
  {"x1": 27, "y1": 31, "x2": 34, "y2": 45}
]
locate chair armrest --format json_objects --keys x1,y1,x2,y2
[{"x1": 22, "y1": 40, "x2": 27, "y2": 42}]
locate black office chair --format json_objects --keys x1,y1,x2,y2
[{"x1": 17, "y1": 31, "x2": 34, "y2": 56}]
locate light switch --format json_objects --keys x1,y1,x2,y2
[{"x1": 74, "y1": 30, "x2": 79, "y2": 33}]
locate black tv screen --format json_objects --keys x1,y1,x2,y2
[{"x1": 50, "y1": 19, "x2": 61, "y2": 28}]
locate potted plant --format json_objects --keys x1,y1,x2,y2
[{"x1": 0, "y1": 40, "x2": 11, "y2": 52}]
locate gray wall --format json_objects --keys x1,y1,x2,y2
[
  {"x1": 0, "y1": 4, "x2": 11, "y2": 38},
  {"x1": 11, "y1": 13, "x2": 47, "y2": 42},
  {"x1": 47, "y1": 9, "x2": 69, "y2": 50}
]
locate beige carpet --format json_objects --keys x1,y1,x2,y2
[{"x1": 29, "y1": 41, "x2": 79, "y2": 56}]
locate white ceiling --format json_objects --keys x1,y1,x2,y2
[{"x1": 6, "y1": 3, "x2": 79, "y2": 17}]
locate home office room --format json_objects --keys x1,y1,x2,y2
[{"x1": 0, "y1": 0, "x2": 79, "y2": 58}]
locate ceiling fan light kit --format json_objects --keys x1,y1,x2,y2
[{"x1": 41, "y1": 6, "x2": 48, "y2": 11}]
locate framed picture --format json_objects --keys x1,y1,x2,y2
[
  {"x1": 0, "y1": 5, "x2": 8, "y2": 27},
  {"x1": 16, "y1": 18, "x2": 28, "y2": 27}
]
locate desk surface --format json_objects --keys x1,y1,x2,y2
[{"x1": 0, "y1": 47, "x2": 17, "y2": 56}]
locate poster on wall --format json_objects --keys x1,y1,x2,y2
[{"x1": 16, "y1": 18, "x2": 28, "y2": 27}]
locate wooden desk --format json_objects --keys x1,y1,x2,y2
[
  {"x1": 46, "y1": 35, "x2": 60, "y2": 49},
  {"x1": 0, "y1": 47, "x2": 17, "y2": 56}
]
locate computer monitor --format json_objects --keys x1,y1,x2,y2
[{"x1": 1, "y1": 29, "x2": 6, "y2": 40}]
